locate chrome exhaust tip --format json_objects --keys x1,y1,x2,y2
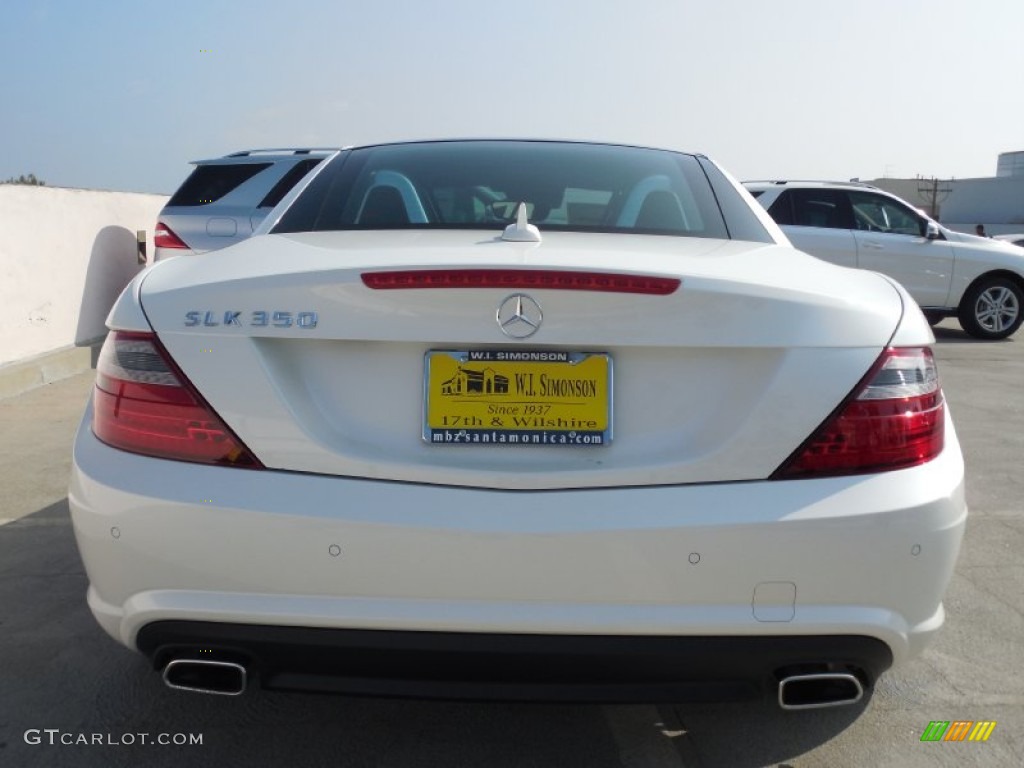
[
  {"x1": 778, "y1": 672, "x2": 864, "y2": 710},
  {"x1": 162, "y1": 659, "x2": 247, "y2": 696}
]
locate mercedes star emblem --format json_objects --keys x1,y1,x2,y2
[{"x1": 496, "y1": 294, "x2": 543, "y2": 339}]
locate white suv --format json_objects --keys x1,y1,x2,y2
[
  {"x1": 744, "y1": 180, "x2": 1024, "y2": 340},
  {"x1": 153, "y1": 148, "x2": 336, "y2": 261}
]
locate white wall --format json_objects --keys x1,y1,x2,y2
[
  {"x1": 0, "y1": 186, "x2": 167, "y2": 367},
  {"x1": 940, "y1": 177, "x2": 1024, "y2": 228},
  {"x1": 869, "y1": 176, "x2": 1024, "y2": 234}
]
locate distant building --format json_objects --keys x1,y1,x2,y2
[
  {"x1": 868, "y1": 151, "x2": 1024, "y2": 236},
  {"x1": 997, "y1": 151, "x2": 1024, "y2": 178}
]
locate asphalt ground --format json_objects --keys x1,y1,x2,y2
[{"x1": 1, "y1": 320, "x2": 1021, "y2": 767}]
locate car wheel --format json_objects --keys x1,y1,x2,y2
[{"x1": 958, "y1": 276, "x2": 1024, "y2": 340}]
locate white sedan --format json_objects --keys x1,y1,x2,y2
[{"x1": 70, "y1": 140, "x2": 965, "y2": 710}]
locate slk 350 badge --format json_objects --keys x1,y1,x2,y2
[{"x1": 184, "y1": 310, "x2": 318, "y2": 328}]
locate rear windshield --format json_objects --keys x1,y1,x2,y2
[
  {"x1": 167, "y1": 163, "x2": 271, "y2": 207},
  {"x1": 257, "y1": 158, "x2": 323, "y2": 209},
  {"x1": 274, "y1": 141, "x2": 730, "y2": 239}
]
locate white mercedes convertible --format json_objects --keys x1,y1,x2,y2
[{"x1": 69, "y1": 140, "x2": 966, "y2": 710}]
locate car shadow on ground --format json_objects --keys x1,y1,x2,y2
[
  {"x1": 0, "y1": 500, "x2": 863, "y2": 768},
  {"x1": 932, "y1": 323, "x2": 1016, "y2": 344},
  {"x1": 664, "y1": 698, "x2": 866, "y2": 766}
]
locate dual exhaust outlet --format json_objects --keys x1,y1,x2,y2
[
  {"x1": 161, "y1": 657, "x2": 865, "y2": 709},
  {"x1": 162, "y1": 658, "x2": 247, "y2": 696},
  {"x1": 777, "y1": 671, "x2": 864, "y2": 710}
]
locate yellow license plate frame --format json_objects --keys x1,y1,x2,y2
[{"x1": 423, "y1": 350, "x2": 612, "y2": 446}]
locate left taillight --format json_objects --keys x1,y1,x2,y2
[
  {"x1": 154, "y1": 222, "x2": 188, "y2": 250},
  {"x1": 773, "y1": 346, "x2": 945, "y2": 479},
  {"x1": 92, "y1": 331, "x2": 263, "y2": 468}
]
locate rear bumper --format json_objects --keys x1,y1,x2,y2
[
  {"x1": 137, "y1": 621, "x2": 892, "y2": 702},
  {"x1": 70, "y1": 404, "x2": 966, "y2": 691}
]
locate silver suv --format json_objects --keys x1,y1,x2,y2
[
  {"x1": 744, "y1": 180, "x2": 1024, "y2": 340},
  {"x1": 154, "y1": 148, "x2": 336, "y2": 261}
]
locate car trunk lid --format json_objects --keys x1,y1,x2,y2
[{"x1": 137, "y1": 230, "x2": 904, "y2": 489}]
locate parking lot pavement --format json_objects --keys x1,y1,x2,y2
[
  {"x1": 1, "y1": 323, "x2": 1022, "y2": 767},
  {"x1": 0, "y1": 371, "x2": 92, "y2": 526}
]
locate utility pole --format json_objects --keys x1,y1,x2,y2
[{"x1": 916, "y1": 176, "x2": 953, "y2": 220}]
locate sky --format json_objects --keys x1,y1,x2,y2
[{"x1": 2, "y1": 0, "x2": 1022, "y2": 194}]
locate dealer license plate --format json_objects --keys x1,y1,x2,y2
[{"x1": 424, "y1": 350, "x2": 612, "y2": 446}]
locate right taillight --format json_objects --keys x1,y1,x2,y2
[
  {"x1": 154, "y1": 222, "x2": 188, "y2": 249},
  {"x1": 92, "y1": 331, "x2": 262, "y2": 468},
  {"x1": 773, "y1": 347, "x2": 944, "y2": 479}
]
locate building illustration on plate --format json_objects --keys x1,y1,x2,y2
[{"x1": 441, "y1": 366, "x2": 509, "y2": 396}]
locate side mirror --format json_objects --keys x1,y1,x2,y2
[{"x1": 924, "y1": 221, "x2": 941, "y2": 240}]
